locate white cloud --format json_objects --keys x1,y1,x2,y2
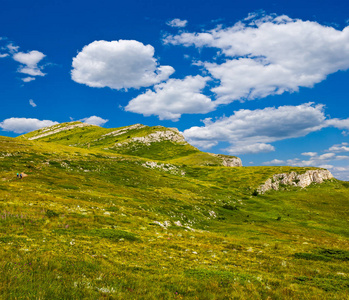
[
  {"x1": 318, "y1": 164, "x2": 334, "y2": 169},
  {"x1": 0, "y1": 53, "x2": 9, "y2": 58},
  {"x1": 287, "y1": 153, "x2": 349, "y2": 167},
  {"x1": 262, "y1": 159, "x2": 285, "y2": 165},
  {"x1": 29, "y1": 99, "x2": 37, "y2": 107},
  {"x1": 18, "y1": 66, "x2": 45, "y2": 76},
  {"x1": 71, "y1": 40, "x2": 174, "y2": 90},
  {"x1": 165, "y1": 14, "x2": 349, "y2": 104},
  {"x1": 331, "y1": 166, "x2": 349, "y2": 181},
  {"x1": 336, "y1": 155, "x2": 349, "y2": 160},
  {"x1": 13, "y1": 50, "x2": 46, "y2": 77},
  {"x1": 13, "y1": 50, "x2": 45, "y2": 67},
  {"x1": 318, "y1": 153, "x2": 336, "y2": 160},
  {"x1": 225, "y1": 143, "x2": 275, "y2": 155},
  {"x1": 302, "y1": 152, "x2": 318, "y2": 157},
  {"x1": 7, "y1": 43, "x2": 19, "y2": 53},
  {"x1": 22, "y1": 77, "x2": 36, "y2": 82},
  {"x1": 166, "y1": 18, "x2": 188, "y2": 28},
  {"x1": 325, "y1": 118, "x2": 349, "y2": 130},
  {"x1": 327, "y1": 142, "x2": 349, "y2": 153},
  {"x1": 0, "y1": 118, "x2": 58, "y2": 134},
  {"x1": 183, "y1": 103, "x2": 326, "y2": 154},
  {"x1": 332, "y1": 166, "x2": 349, "y2": 171},
  {"x1": 125, "y1": 75, "x2": 215, "y2": 121},
  {"x1": 80, "y1": 116, "x2": 108, "y2": 126}
]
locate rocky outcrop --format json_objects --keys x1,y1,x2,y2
[
  {"x1": 208, "y1": 153, "x2": 243, "y2": 167},
  {"x1": 112, "y1": 129, "x2": 187, "y2": 148},
  {"x1": 257, "y1": 169, "x2": 333, "y2": 194},
  {"x1": 28, "y1": 123, "x2": 92, "y2": 140},
  {"x1": 102, "y1": 124, "x2": 146, "y2": 138}
]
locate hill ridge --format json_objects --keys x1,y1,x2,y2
[{"x1": 20, "y1": 122, "x2": 243, "y2": 166}]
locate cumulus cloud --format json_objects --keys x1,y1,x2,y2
[
  {"x1": 80, "y1": 116, "x2": 108, "y2": 126},
  {"x1": 166, "y1": 18, "x2": 188, "y2": 28},
  {"x1": 325, "y1": 118, "x2": 349, "y2": 130},
  {"x1": 0, "y1": 118, "x2": 58, "y2": 134},
  {"x1": 125, "y1": 75, "x2": 215, "y2": 121},
  {"x1": 287, "y1": 153, "x2": 348, "y2": 167},
  {"x1": 71, "y1": 40, "x2": 174, "y2": 90},
  {"x1": 13, "y1": 50, "x2": 46, "y2": 77},
  {"x1": 29, "y1": 99, "x2": 37, "y2": 107},
  {"x1": 165, "y1": 14, "x2": 349, "y2": 104},
  {"x1": 327, "y1": 142, "x2": 349, "y2": 153},
  {"x1": 302, "y1": 152, "x2": 318, "y2": 157},
  {"x1": 183, "y1": 103, "x2": 327, "y2": 154},
  {"x1": 7, "y1": 43, "x2": 19, "y2": 53},
  {"x1": 225, "y1": 143, "x2": 275, "y2": 155},
  {"x1": 262, "y1": 159, "x2": 285, "y2": 165},
  {"x1": 0, "y1": 41, "x2": 47, "y2": 81},
  {"x1": 327, "y1": 166, "x2": 349, "y2": 181},
  {"x1": 22, "y1": 77, "x2": 36, "y2": 82}
]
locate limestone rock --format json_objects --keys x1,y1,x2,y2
[
  {"x1": 28, "y1": 123, "x2": 92, "y2": 140},
  {"x1": 112, "y1": 129, "x2": 187, "y2": 148},
  {"x1": 102, "y1": 124, "x2": 146, "y2": 138},
  {"x1": 257, "y1": 169, "x2": 333, "y2": 194},
  {"x1": 208, "y1": 153, "x2": 243, "y2": 167}
]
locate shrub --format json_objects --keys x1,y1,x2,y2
[
  {"x1": 46, "y1": 209, "x2": 59, "y2": 218},
  {"x1": 222, "y1": 204, "x2": 238, "y2": 211}
]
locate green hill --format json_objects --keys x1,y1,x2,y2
[
  {"x1": 20, "y1": 122, "x2": 240, "y2": 165},
  {"x1": 0, "y1": 124, "x2": 348, "y2": 299}
]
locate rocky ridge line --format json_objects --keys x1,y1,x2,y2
[
  {"x1": 102, "y1": 124, "x2": 146, "y2": 138},
  {"x1": 257, "y1": 169, "x2": 333, "y2": 194},
  {"x1": 27, "y1": 123, "x2": 92, "y2": 140}
]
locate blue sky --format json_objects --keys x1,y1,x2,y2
[{"x1": 1, "y1": 0, "x2": 349, "y2": 180}]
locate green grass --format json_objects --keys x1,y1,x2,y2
[{"x1": 0, "y1": 133, "x2": 348, "y2": 299}]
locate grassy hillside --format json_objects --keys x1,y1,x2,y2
[
  {"x1": 20, "y1": 122, "x2": 240, "y2": 165},
  {"x1": 0, "y1": 134, "x2": 348, "y2": 299}
]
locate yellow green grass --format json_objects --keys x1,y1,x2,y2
[{"x1": 0, "y1": 135, "x2": 348, "y2": 299}]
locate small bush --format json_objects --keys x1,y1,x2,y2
[
  {"x1": 318, "y1": 248, "x2": 349, "y2": 261},
  {"x1": 252, "y1": 190, "x2": 259, "y2": 196},
  {"x1": 294, "y1": 252, "x2": 331, "y2": 261},
  {"x1": 87, "y1": 229, "x2": 140, "y2": 241},
  {"x1": 222, "y1": 204, "x2": 239, "y2": 211},
  {"x1": 46, "y1": 209, "x2": 59, "y2": 218}
]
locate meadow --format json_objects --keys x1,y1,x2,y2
[{"x1": 0, "y1": 133, "x2": 348, "y2": 299}]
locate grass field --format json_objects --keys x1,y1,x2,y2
[{"x1": 0, "y1": 132, "x2": 348, "y2": 299}]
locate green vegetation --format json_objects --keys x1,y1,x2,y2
[{"x1": 0, "y1": 124, "x2": 348, "y2": 299}]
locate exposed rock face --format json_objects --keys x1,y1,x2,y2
[
  {"x1": 112, "y1": 129, "x2": 187, "y2": 148},
  {"x1": 28, "y1": 123, "x2": 92, "y2": 140},
  {"x1": 102, "y1": 124, "x2": 146, "y2": 138},
  {"x1": 208, "y1": 153, "x2": 243, "y2": 167},
  {"x1": 257, "y1": 169, "x2": 334, "y2": 194}
]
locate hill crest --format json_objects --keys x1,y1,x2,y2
[{"x1": 20, "y1": 122, "x2": 243, "y2": 166}]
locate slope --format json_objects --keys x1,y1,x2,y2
[
  {"x1": 20, "y1": 122, "x2": 241, "y2": 166},
  {"x1": 0, "y1": 135, "x2": 348, "y2": 299}
]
